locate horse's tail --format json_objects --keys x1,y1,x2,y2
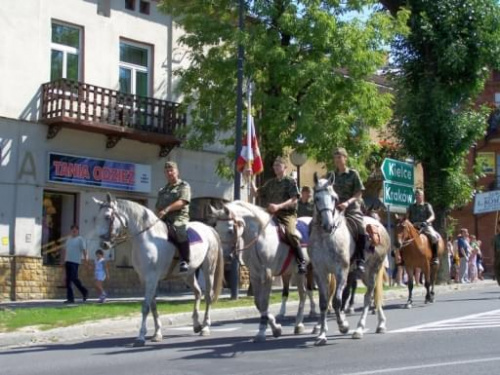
[
  {"x1": 373, "y1": 265, "x2": 385, "y2": 310},
  {"x1": 209, "y1": 226, "x2": 225, "y2": 303}
]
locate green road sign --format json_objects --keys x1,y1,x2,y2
[
  {"x1": 383, "y1": 181, "x2": 415, "y2": 207},
  {"x1": 381, "y1": 158, "x2": 414, "y2": 186}
]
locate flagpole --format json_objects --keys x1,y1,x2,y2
[{"x1": 231, "y1": 0, "x2": 245, "y2": 300}]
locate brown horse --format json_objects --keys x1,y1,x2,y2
[{"x1": 394, "y1": 218, "x2": 445, "y2": 308}]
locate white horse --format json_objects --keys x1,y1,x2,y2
[
  {"x1": 309, "y1": 174, "x2": 390, "y2": 346},
  {"x1": 211, "y1": 200, "x2": 309, "y2": 342},
  {"x1": 93, "y1": 193, "x2": 224, "y2": 346}
]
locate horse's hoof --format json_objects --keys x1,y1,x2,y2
[
  {"x1": 294, "y1": 324, "x2": 305, "y2": 335},
  {"x1": 193, "y1": 325, "x2": 202, "y2": 334},
  {"x1": 352, "y1": 330, "x2": 363, "y2": 339},
  {"x1": 272, "y1": 325, "x2": 282, "y2": 338},
  {"x1": 133, "y1": 339, "x2": 146, "y2": 347},
  {"x1": 339, "y1": 324, "x2": 350, "y2": 334},
  {"x1": 253, "y1": 334, "x2": 266, "y2": 343},
  {"x1": 405, "y1": 303, "x2": 412, "y2": 309},
  {"x1": 151, "y1": 334, "x2": 163, "y2": 342},
  {"x1": 312, "y1": 325, "x2": 320, "y2": 335},
  {"x1": 314, "y1": 337, "x2": 328, "y2": 346},
  {"x1": 345, "y1": 307, "x2": 354, "y2": 315},
  {"x1": 200, "y1": 327, "x2": 210, "y2": 336},
  {"x1": 376, "y1": 326, "x2": 387, "y2": 334}
]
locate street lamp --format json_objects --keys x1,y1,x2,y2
[{"x1": 290, "y1": 150, "x2": 307, "y2": 188}]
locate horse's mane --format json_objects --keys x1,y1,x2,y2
[
  {"x1": 403, "y1": 219, "x2": 424, "y2": 247},
  {"x1": 116, "y1": 199, "x2": 162, "y2": 231},
  {"x1": 232, "y1": 200, "x2": 269, "y2": 228}
]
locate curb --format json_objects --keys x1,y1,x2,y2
[{"x1": 0, "y1": 280, "x2": 496, "y2": 349}]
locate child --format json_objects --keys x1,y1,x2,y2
[{"x1": 94, "y1": 249, "x2": 109, "y2": 303}]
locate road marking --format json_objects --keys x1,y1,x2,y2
[
  {"x1": 390, "y1": 308, "x2": 500, "y2": 333},
  {"x1": 339, "y1": 356, "x2": 500, "y2": 375}
]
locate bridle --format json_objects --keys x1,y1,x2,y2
[
  {"x1": 99, "y1": 203, "x2": 161, "y2": 247},
  {"x1": 313, "y1": 185, "x2": 341, "y2": 233},
  {"x1": 396, "y1": 220, "x2": 416, "y2": 249}
]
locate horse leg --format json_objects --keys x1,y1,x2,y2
[
  {"x1": 252, "y1": 273, "x2": 282, "y2": 342},
  {"x1": 405, "y1": 267, "x2": 414, "y2": 309},
  {"x1": 184, "y1": 272, "x2": 203, "y2": 334},
  {"x1": 313, "y1": 268, "x2": 330, "y2": 346},
  {"x1": 200, "y1": 262, "x2": 216, "y2": 336},
  {"x1": 135, "y1": 275, "x2": 158, "y2": 347},
  {"x1": 424, "y1": 263, "x2": 432, "y2": 304},
  {"x1": 306, "y1": 265, "x2": 318, "y2": 318},
  {"x1": 342, "y1": 271, "x2": 356, "y2": 315},
  {"x1": 277, "y1": 273, "x2": 290, "y2": 318},
  {"x1": 327, "y1": 273, "x2": 336, "y2": 314},
  {"x1": 294, "y1": 272, "x2": 307, "y2": 335},
  {"x1": 333, "y1": 268, "x2": 349, "y2": 335},
  {"x1": 150, "y1": 296, "x2": 163, "y2": 342}
]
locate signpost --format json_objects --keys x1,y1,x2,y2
[
  {"x1": 381, "y1": 158, "x2": 414, "y2": 186},
  {"x1": 383, "y1": 181, "x2": 415, "y2": 207},
  {"x1": 381, "y1": 158, "x2": 415, "y2": 212},
  {"x1": 473, "y1": 191, "x2": 500, "y2": 214}
]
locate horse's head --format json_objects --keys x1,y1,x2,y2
[
  {"x1": 92, "y1": 192, "x2": 127, "y2": 250},
  {"x1": 210, "y1": 204, "x2": 245, "y2": 259},
  {"x1": 312, "y1": 172, "x2": 338, "y2": 233},
  {"x1": 393, "y1": 216, "x2": 412, "y2": 249}
]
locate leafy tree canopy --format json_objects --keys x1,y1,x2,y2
[
  {"x1": 389, "y1": 0, "x2": 500, "y2": 212},
  {"x1": 160, "y1": 0, "x2": 408, "y2": 177}
]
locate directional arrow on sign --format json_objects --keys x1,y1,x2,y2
[{"x1": 381, "y1": 158, "x2": 414, "y2": 186}]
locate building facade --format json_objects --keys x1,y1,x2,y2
[{"x1": 0, "y1": 0, "x2": 233, "y2": 300}]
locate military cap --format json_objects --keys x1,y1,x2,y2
[
  {"x1": 333, "y1": 147, "x2": 348, "y2": 157},
  {"x1": 274, "y1": 156, "x2": 287, "y2": 165},
  {"x1": 164, "y1": 161, "x2": 178, "y2": 169}
]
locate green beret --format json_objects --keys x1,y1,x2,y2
[
  {"x1": 164, "y1": 161, "x2": 178, "y2": 169},
  {"x1": 333, "y1": 147, "x2": 348, "y2": 157}
]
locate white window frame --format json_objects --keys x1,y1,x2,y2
[
  {"x1": 51, "y1": 22, "x2": 82, "y2": 81},
  {"x1": 119, "y1": 41, "x2": 151, "y2": 97}
]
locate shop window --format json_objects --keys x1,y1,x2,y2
[
  {"x1": 42, "y1": 191, "x2": 78, "y2": 266},
  {"x1": 125, "y1": 0, "x2": 135, "y2": 11}
]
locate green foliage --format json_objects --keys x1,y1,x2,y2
[
  {"x1": 160, "y1": 1, "x2": 407, "y2": 176},
  {"x1": 390, "y1": 0, "x2": 500, "y2": 212}
]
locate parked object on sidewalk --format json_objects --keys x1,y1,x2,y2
[
  {"x1": 393, "y1": 218, "x2": 445, "y2": 308},
  {"x1": 308, "y1": 173, "x2": 391, "y2": 346},
  {"x1": 93, "y1": 193, "x2": 224, "y2": 347}
]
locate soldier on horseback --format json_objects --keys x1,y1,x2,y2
[
  {"x1": 331, "y1": 147, "x2": 366, "y2": 273},
  {"x1": 249, "y1": 156, "x2": 307, "y2": 274},
  {"x1": 407, "y1": 188, "x2": 440, "y2": 265}
]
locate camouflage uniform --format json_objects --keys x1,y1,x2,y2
[
  {"x1": 333, "y1": 168, "x2": 365, "y2": 238},
  {"x1": 407, "y1": 202, "x2": 439, "y2": 245},
  {"x1": 297, "y1": 199, "x2": 314, "y2": 218},
  {"x1": 258, "y1": 176, "x2": 306, "y2": 272}
]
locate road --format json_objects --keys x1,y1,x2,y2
[{"x1": 2, "y1": 284, "x2": 500, "y2": 375}]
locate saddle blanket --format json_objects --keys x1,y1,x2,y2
[
  {"x1": 187, "y1": 227, "x2": 203, "y2": 245},
  {"x1": 273, "y1": 217, "x2": 311, "y2": 247}
]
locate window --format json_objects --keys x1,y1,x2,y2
[
  {"x1": 119, "y1": 41, "x2": 150, "y2": 97},
  {"x1": 42, "y1": 191, "x2": 78, "y2": 266},
  {"x1": 125, "y1": 0, "x2": 135, "y2": 10},
  {"x1": 51, "y1": 22, "x2": 82, "y2": 81},
  {"x1": 139, "y1": 1, "x2": 150, "y2": 15}
]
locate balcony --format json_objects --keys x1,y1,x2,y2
[{"x1": 40, "y1": 79, "x2": 186, "y2": 156}]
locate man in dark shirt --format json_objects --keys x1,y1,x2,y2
[
  {"x1": 156, "y1": 161, "x2": 191, "y2": 273},
  {"x1": 331, "y1": 147, "x2": 366, "y2": 272},
  {"x1": 297, "y1": 185, "x2": 314, "y2": 217},
  {"x1": 407, "y1": 188, "x2": 440, "y2": 265},
  {"x1": 250, "y1": 156, "x2": 306, "y2": 274}
]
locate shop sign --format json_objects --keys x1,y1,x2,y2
[{"x1": 48, "y1": 153, "x2": 151, "y2": 193}]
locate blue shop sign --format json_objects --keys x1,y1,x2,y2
[{"x1": 48, "y1": 153, "x2": 151, "y2": 193}]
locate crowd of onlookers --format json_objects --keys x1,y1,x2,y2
[{"x1": 387, "y1": 227, "x2": 485, "y2": 287}]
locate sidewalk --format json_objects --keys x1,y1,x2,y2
[{"x1": 0, "y1": 279, "x2": 497, "y2": 349}]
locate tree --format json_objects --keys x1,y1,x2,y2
[
  {"x1": 384, "y1": 0, "x2": 500, "y2": 281},
  {"x1": 386, "y1": 0, "x2": 500, "y2": 224},
  {"x1": 160, "y1": 0, "x2": 407, "y2": 178}
]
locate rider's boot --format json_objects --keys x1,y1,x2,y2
[
  {"x1": 355, "y1": 235, "x2": 366, "y2": 273},
  {"x1": 430, "y1": 242, "x2": 439, "y2": 265},
  {"x1": 294, "y1": 245, "x2": 307, "y2": 274},
  {"x1": 178, "y1": 240, "x2": 191, "y2": 273}
]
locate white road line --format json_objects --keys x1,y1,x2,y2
[
  {"x1": 390, "y1": 308, "x2": 500, "y2": 333},
  {"x1": 340, "y1": 356, "x2": 500, "y2": 375}
]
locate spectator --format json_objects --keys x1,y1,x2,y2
[
  {"x1": 61, "y1": 225, "x2": 88, "y2": 304},
  {"x1": 297, "y1": 185, "x2": 314, "y2": 217},
  {"x1": 468, "y1": 235, "x2": 479, "y2": 282},
  {"x1": 457, "y1": 228, "x2": 471, "y2": 283},
  {"x1": 93, "y1": 249, "x2": 110, "y2": 303},
  {"x1": 447, "y1": 236, "x2": 454, "y2": 281}
]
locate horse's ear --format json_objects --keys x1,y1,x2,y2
[
  {"x1": 313, "y1": 172, "x2": 319, "y2": 185},
  {"x1": 223, "y1": 205, "x2": 231, "y2": 217},
  {"x1": 106, "y1": 192, "x2": 116, "y2": 205},
  {"x1": 327, "y1": 172, "x2": 335, "y2": 185},
  {"x1": 92, "y1": 197, "x2": 104, "y2": 206},
  {"x1": 208, "y1": 205, "x2": 223, "y2": 219}
]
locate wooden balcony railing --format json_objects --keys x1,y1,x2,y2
[{"x1": 40, "y1": 79, "x2": 186, "y2": 153}]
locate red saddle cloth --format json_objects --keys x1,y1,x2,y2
[{"x1": 366, "y1": 224, "x2": 381, "y2": 247}]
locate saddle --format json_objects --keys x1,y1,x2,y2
[{"x1": 273, "y1": 218, "x2": 309, "y2": 247}]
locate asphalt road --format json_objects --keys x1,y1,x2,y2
[{"x1": 2, "y1": 284, "x2": 500, "y2": 375}]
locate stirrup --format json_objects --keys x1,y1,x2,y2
[
  {"x1": 355, "y1": 260, "x2": 365, "y2": 273},
  {"x1": 179, "y1": 261, "x2": 189, "y2": 273},
  {"x1": 431, "y1": 257, "x2": 439, "y2": 265}
]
